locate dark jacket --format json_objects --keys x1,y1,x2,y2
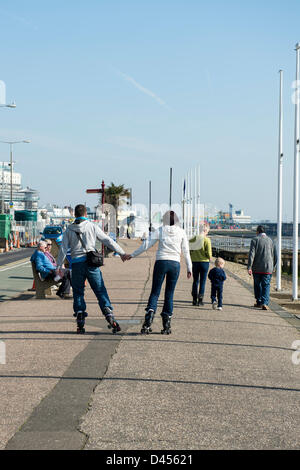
[
  {"x1": 247, "y1": 233, "x2": 277, "y2": 273},
  {"x1": 208, "y1": 267, "x2": 226, "y2": 287}
]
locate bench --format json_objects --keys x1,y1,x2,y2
[{"x1": 31, "y1": 262, "x2": 60, "y2": 299}]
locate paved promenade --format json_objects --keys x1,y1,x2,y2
[{"x1": 1, "y1": 239, "x2": 300, "y2": 450}]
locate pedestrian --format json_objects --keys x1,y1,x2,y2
[
  {"x1": 189, "y1": 223, "x2": 212, "y2": 306},
  {"x1": 56, "y1": 204, "x2": 129, "y2": 334},
  {"x1": 247, "y1": 225, "x2": 277, "y2": 311},
  {"x1": 126, "y1": 211, "x2": 192, "y2": 335},
  {"x1": 208, "y1": 257, "x2": 226, "y2": 311}
]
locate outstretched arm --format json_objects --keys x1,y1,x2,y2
[
  {"x1": 130, "y1": 230, "x2": 159, "y2": 258},
  {"x1": 95, "y1": 226, "x2": 126, "y2": 256}
]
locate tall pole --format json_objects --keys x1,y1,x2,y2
[
  {"x1": 293, "y1": 43, "x2": 300, "y2": 300},
  {"x1": 10, "y1": 144, "x2": 13, "y2": 207},
  {"x1": 276, "y1": 70, "x2": 283, "y2": 291},
  {"x1": 182, "y1": 178, "x2": 185, "y2": 229},
  {"x1": 1, "y1": 162, "x2": 4, "y2": 213},
  {"x1": 169, "y1": 167, "x2": 172, "y2": 209},
  {"x1": 194, "y1": 166, "x2": 197, "y2": 236},
  {"x1": 149, "y1": 181, "x2": 152, "y2": 233},
  {"x1": 187, "y1": 171, "x2": 190, "y2": 238},
  {"x1": 197, "y1": 164, "x2": 201, "y2": 234},
  {"x1": 101, "y1": 180, "x2": 105, "y2": 257}
]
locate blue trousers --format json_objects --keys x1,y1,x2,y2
[
  {"x1": 253, "y1": 273, "x2": 272, "y2": 306},
  {"x1": 192, "y1": 261, "x2": 210, "y2": 299},
  {"x1": 147, "y1": 260, "x2": 180, "y2": 316},
  {"x1": 211, "y1": 284, "x2": 223, "y2": 308},
  {"x1": 71, "y1": 261, "x2": 112, "y2": 315}
]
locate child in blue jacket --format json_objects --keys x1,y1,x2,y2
[{"x1": 208, "y1": 258, "x2": 226, "y2": 311}]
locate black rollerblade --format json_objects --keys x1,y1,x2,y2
[
  {"x1": 192, "y1": 296, "x2": 197, "y2": 306},
  {"x1": 104, "y1": 307, "x2": 121, "y2": 334},
  {"x1": 141, "y1": 309, "x2": 155, "y2": 334},
  {"x1": 74, "y1": 311, "x2": 88, "y2": 334},
  {"x1": 161, "y1": 313, "x2": 172, "y2": 335},
  {"x1": 197, "y1": 296, "x2": 204, "y2": 306}
]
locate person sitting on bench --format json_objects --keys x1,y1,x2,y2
[{"x1": 31, "y1": 240, "x2": 71, "y2": 299}]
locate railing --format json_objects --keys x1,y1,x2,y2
[{"x1": 210, "y1": 235, "x2": 297, "y2": 252}]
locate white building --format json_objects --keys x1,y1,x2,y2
[
  {"x1": 0, "y1": 161, "x2": 39, "y2": 212},
  {"x1": 232, "y1": 210, "x2": 251, "y2": 225}
]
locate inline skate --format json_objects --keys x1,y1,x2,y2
[
  {"x1": 104, "y1": 307, "x2": 121, "y2": 334},
  {"x1": 141, "y1": 309, "x2": 155, "y2": 334},
  {"x1": 74, "y1": 311, "x2": 88, "y2": 334},
  {"x1": 161, "y1": 313, "x2": 172, "y2": 335}
]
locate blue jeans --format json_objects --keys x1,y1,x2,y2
[
  {"x1": 192, "y1": 262, "x2": 210, "y2": 299},
  {"x1": 147, "y1": 260, "x2": 180, "y2": 316},
  {"x1": 253, "y1": 273, "x2": 272, "y2": 306},
  {"x1": 211, "y1": 283, "x2": 223, "y2": 308},
  {"x1": 71, "y1": 261, "x2": 112, "y2": 315}
]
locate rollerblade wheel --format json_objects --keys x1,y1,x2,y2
[{"x1": 112, "y1": 322, "x2": 121, "y2": 334}]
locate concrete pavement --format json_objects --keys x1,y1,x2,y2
[{"x1": 1, "y1": 239, "x2": 300, "y2": 450}]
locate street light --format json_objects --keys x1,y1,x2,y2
[
  {"x1": 0, "y1": 102, "x2": 16, "y2": 108},
  {"x1": 0, "y1": 140, "x2": 30, "y2": 212}
]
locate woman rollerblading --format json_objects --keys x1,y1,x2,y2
[
  {"x1": 141, "y1": 309, "x2": 155, "y2": 334},
  {"x1": 125, "y1": 211, "x2": 192, "y2": 335},
  {"x1": 161, "y1": 313, "x2": 172, "y2": 335}
]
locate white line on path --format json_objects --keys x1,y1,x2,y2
[{"x1": 0, "y1": 261, "x2": 31, "y2": 272}]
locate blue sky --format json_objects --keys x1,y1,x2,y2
[{"x1": 0, "y1": 0, "x2": 300, "y2": 221}]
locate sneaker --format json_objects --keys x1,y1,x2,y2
[
  {"x1": 261, "y1": 305, "x2": 269, "y2": 310},
  {"x1": 217, "y1": 307, "x2": 222, "y2": 311},
  {"x1": 254, "y1": 302, "x2": 262, "y2": 308},
  {"x1": 56, "y1": 291, "x2": 65, "y2": 299},
  {"x1": 212, "y1": 301, "x2": 217, "y2": 310}
]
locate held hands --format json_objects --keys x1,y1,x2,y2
[{"x1": 120, "y1": 254, "x2": 132, "y2": 262}]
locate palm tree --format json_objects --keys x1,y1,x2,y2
[{"x1": 102, "y1": 183, "x2": 131, "y2": 235}]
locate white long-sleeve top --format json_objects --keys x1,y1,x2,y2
[{"x1": 131, "y1": 225, "x2": 192, "y2": 273}]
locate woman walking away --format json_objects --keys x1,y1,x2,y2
[
  {"x1": 128, "y1": 211, "x2": 192, "y2": 335},
  {"x1": 189, "y1": 223, "x2": 212, "y2": 306}
]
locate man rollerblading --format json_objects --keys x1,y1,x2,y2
[
  {"x1": 57, "y1": 204, "x2": 129, "y2": 335},
  {"x1": 103, "y1": 307, "x2": 121, "y2": 334},
  {"x1": 74, "y1": 311, "x2": 88, "y2": 334}
]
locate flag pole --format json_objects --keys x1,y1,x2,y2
[
  {"x1": 293, "y1": 44, "x2": 300, "y2": 300},
  {"x1": 276, "y1": 70, "x2": 283, "y2": 291}
]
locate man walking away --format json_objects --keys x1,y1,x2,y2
[
  {"x1": 56, "y1": 204, "x2": 129, "y2": 334},
  {"x1": 247, "y1": 225, "x2": 277, "y2": 311}
]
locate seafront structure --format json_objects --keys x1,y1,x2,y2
[{"x1": 0, "y1": 161, "x2": 39, "y2": 213}]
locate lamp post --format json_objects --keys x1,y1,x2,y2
[
  {"x1": 0, "y1": 140, "x2": 30, "y2": 212},
  {"x1": 0, "y1": 102, "x2": 16, "y2": 108}
]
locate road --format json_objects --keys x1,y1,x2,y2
[{"x1": 0, "y1": 248, "x2": 35, "y2": 302}]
